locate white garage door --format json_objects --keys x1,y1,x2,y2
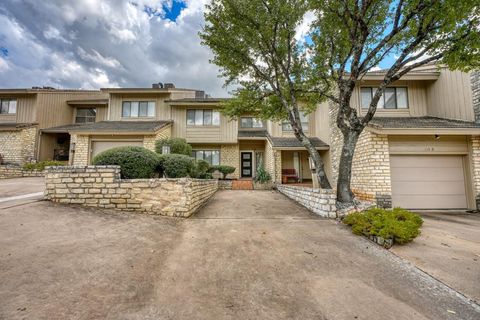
[
  {"x1": 390, "y1": 155, "x2": 468, "y2": 209},
  {"x1": 91, "y1": 140, "x2": 143, "y2": 160}
]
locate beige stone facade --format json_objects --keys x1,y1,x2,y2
[
  {"x1": 220, "y1": 144, "x2": 240, "y2": 179},
  {"x1": 0, "y1": 126, "x2": 37, "y2": 165},
  {"x1": 350, "y1": 130, "x2": 392, "y2": 207},
  {"x1": 470, "y1": 136, "x2": 480, "y2": 208},
  {"x1": 264, "y1": 139, "x2": 282, "y2": 183},
  {"x1": 143, "y1": 126, "x2": 172, "y2": 152},
  {"x1": 71, "y1": 134, "x2": 90, "y2": 166},
  {"x1": 44, "y1": 166, "x2": 218, "y2": 217}
]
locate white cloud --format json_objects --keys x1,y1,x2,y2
[
  {"x1": 295, "y1": 10, "x2": 315, "y2": 42},
  {"x1": 0, "y1": 57, "x2": 9, "y2": 72},
  {"x1": 0, "y1": 0, "x2": 228, "y2": 96}
]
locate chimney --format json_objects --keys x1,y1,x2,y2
[
  {"x1": 152, "y1": 82, "x2": 164, "y2": 89},
  {"x1": 164, "y1": 83, "x2": 175, "y2": 89},
  {"x1": 471, "y1": 71, "x2": 480, "y2": 123},
  {"x1": 195, "y1": 90, "x2": 205, "y2": 99}
]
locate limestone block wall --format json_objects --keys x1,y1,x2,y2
[
  {"x1": 143, "y1": 126, "x2": 172, "y2": 152},
  {"x1": 45, "y1": 166, "x2": 218, "y2": 217},
  {"x1": 351, "y1": 130, "x2": 392, "y2": 208},
  {"x1": 71, "y1": 134, "x2": 90, "y2": 166},
  {"x1": 470, "y1": 136, "x2": 480, "y2": 209},
  {"x1": 264, "y1": 140, "x2": 282, "y2": 183},
  {"x1": 220, "y1": 144, "x2": 240, "y2": 179},
  {"x1": 0, "y1": 165, "x2": 44, "y2": 179},
  {"x1": 276, "y1": 185, "x2": 337, "y2": 218},
  {"x1": 0, "y1": 127, "x2": 37, "y2": 165}
]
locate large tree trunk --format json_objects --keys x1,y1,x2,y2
[
  {"x1": 294, "y1": 130, "x2": 331, "y2": 189},
  {"x1": 336, "y1": 129, "x2": 361, "y2": 204}
]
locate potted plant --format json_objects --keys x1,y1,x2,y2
[{"x1": 253, "y1": 166, "x2": 273, "y2": 190}]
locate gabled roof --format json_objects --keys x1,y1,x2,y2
[
  {"x1": 44, "y1": 121, "x2": 172, "y2": 134},
  {"x1": 268, "y1": 136, "x2": 329, "y2": 150}
]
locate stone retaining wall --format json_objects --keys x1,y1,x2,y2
[
  {"x1": 276, "y1": 185, "x2": 337, "y2": 218},
  {"x1": 0, "y1": 165, "x2": 44, "y2": 179},
  {"x1": 44, "y1": 166, "x2": 218, "y2": 217}
]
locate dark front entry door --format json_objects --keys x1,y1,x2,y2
[{"x1": 241, "y1": 152, "x2": 253, "y2": 178}]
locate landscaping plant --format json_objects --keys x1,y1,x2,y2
[
  {"x1": 343, "y1": 208, "x2": 423, "y2": 245},
  {"x1": 208, "y1": 165, "x2": 235, "y2": 180},
  {"x1": 92, "y1": 146, "x2": 160, "y2": 179},
  {"x1": 155, "y1": 137, "x2": 193, "y2": 156},
  {"x1": 158, "y1": 154, "x2": 196, "y2": 178},
  {"x1": 23, "y1": 160, "x2": 65, "y2": 171},
  {"x1": 254, "y1": 166, "x2": 271, "y2": 184}
]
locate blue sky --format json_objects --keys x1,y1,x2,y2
[{"x1": 0, "y1": 0, "x2": 229, "y2": 96}]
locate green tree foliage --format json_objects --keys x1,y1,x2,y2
[
  {"x1": 92, "y1": 146, "x2": 161, "y2": 179},
  {"x1": 155, "y1": 138, "x2": 193, "y2": 156},
  {"x1": 254, "y1": 166, "x2": 272, "y2": 183},
  {"x1": 200, "y1": 0, "x2": 331, "y2": 188}
]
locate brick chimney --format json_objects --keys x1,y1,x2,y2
[
  {"x1": 152, "y1": 83, "x2": 163, "y2": 89},
  {"x1": 164, "y1": 83, "x2": 175, "y2": 89}
]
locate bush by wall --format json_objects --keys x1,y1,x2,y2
[
  {"x1": 92, "y1": 146, "x2": 160, "y2": 179},
  {"x1": 155, "y1": 138, "x2": 192, "y2": 156},
  {"x1": 209, "y1": 165, "x2": 235, "y2": 180},
  {"x1": 159, "y1": 154, "x2": 196, "y2": 178},
  {"x1": 23, "y1": 160, "x2": 65, "y2": 171},
  {"x1": 343, "y1": 207, "x2": 423, "y2": 245},
  {"x1": 254, "y1": 166, "x2": 271, "y2": 183}
]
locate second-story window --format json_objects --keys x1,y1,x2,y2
[
  {"x1": 240, "y1": 117, "x2": 263, "y2": 128},
  {"x1": 282, "y1": 113, "x2": 309, "y2": 131},
  {"x1": 122, "y1": 101, "x2": 156, "y2": 117},
  {"x1": 75, "y1": 108, "x2": 96, "y2": 124},
  {"x1": 0, "y1": 99, "x2": 17, "y2": 114},
  {"x1": 186, "y1": 109, "x2": 220, "y2": 126},
  {"x1": 361, "y1": 87, "x2": 408, "y2": 109}
]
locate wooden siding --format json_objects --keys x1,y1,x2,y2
[
  {"x1": 0, "y1": 94, "x2": 36, "y2": 123},
  {"x1": 351, "y1": 80, "x2": 428, "y2": 117},
  {"x1": 108, "y1": 93, "x2": 172, "y2": 121},
  {"x1": 314, "y1": 102, "x2": 331, "y2": 144},
  {"x1": 35, "y1": 91, "x2": 107, "y2": 129},
  {"x1": 426, "y1": 69, "x2": 474, "y2": 121},
  {"x1": 267, "y1": 112, "x2": 316, "y2": 137},
  {"x1": 171, "y1": 106, "x2": 237, "y2": 143},
  {"x1": 388, "y1": 135, "x2": 468, "y2": 154}
]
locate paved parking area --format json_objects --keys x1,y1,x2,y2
[
  {"x1": 0, "y1": 190, "x2": 479, "y2": 319},
  {"x1": 0, "y1": 177, "x2": 45, "y2": 208},
  {"x1": 392, "y1": 211, "x2": 480, "y2": 303}
]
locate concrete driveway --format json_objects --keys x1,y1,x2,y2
[
  {"x1": 0, "y1": 177, "x2": 45, "y2": 208},
  {"x1": 392, "y1": 211, "x2": 480, "y2": 304},
  {"x1": 0, "y1": 190, "x2": 479, "y2": 319}
]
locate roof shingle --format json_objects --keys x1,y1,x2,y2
[{"x1": 368, "y1": 116, "x2": 480, "y2": 129}]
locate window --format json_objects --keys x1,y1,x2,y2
[
  {"x1": 75, "y1": 108, "x2": 96, "y2": 124},
  {"x1": 0, "y1": 99, "x2": 17, "y2": 114},
  {"x1": 361, "y1": 87, "x2": 408, "y2": 109},
  {"x1": 240, "y1": 117, "x2": 263, "y2": 128},
  {"x1": 187, "y1": 109, "x2": 220, "y2": 126},
  {"x1": 192, "y1": 150, "x2": 220, "y2": 165},
  {"x1": 122, "y1": 101, "x2": 155, "y2": 117},
  {"x1": 282, "y1": 113, "x2": 309, "y2": 131}
]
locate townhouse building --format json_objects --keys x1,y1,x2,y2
[{"x1": 1, "y1": 66, "x2": 479, "y2": 210}]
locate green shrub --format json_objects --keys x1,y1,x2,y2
[
  {"x1": 159, "y1": 154, "x2": 196, "y2": 178},
  {"x1": 155, "y1": 138, "x2": 192, "y2": 156},
  {"x1": 343, "y1": 208, "x2": 423, "y2": 245},
  {"x1": 192, "y1": 159, "x2": 211, "y2": 179},
  {"x1": 23, "y1": 160, "x2": 65, "y2": 171},
  {"x1": 209, "y1": 165, "x2": 235, "y2": 179},
  {"x1": 254, "y1": 166, "x2": 271, "y2": 183},
  {"x1": 92, "y1": 146, "x2": 160, "y2": 179}
]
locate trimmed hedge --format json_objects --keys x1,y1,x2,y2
[
  {"x1": 23, "y1": 160, "x2": 65, "y2": 171},
  {"x1": 209, "y1": 165, "x2": 235, "y2": 179},
  {"x1": 92, "y1": 146, "x2": 160, "y2": 179},
  {"x1": 343, "y1": 208, "x2": 423, "y2": 245},
  {"x1": 158, "y1": 154, "x2": 212, "y2": 179},
  {"x1": 155, "y1": 138, "x2": 192, "y2": 156}
]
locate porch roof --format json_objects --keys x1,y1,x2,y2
[
  {"x1": 42, "y1": 121, "x2": 172, "y2": 134},
  {"x1": 0, "y1": 122, "x2": 37, "y2": 131},
  {"x1": 238, "y1": 130, "x2": 268, "y2": 139},
  {"x1": 367, "y1": 116, "x2": 480, "y2": 135},
  {"x1": 268, "y1": 136, "x2": 329, "y2": 150}
]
